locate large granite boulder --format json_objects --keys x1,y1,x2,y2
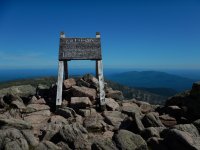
[{"x1": 113, "y1": 129, "x2": 148, "y2": 150}]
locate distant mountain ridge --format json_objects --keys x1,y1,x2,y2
[{"x1": 107, "y1": 71, "x2": 195, "y2": 92}]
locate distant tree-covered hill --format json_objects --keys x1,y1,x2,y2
[{"x1": 107, "y1": 71, "x2": 195, "y2": 92}]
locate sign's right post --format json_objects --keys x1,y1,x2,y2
[{"x1": 96, "y1": 32, "x2": 106, "y2": 110}]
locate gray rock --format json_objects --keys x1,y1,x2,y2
[
  {"x1": 59, "y1": 122, "x2": 90, "y2": 149},
  {"x1": 106, "y1": 89, "x2": 124, "y2": 100},
  {"x1": 121, "y1": 102, "x2": 141, "y2": 116},
  {"x1": 159, "y1": 114, "x2": 177, "y2": 127},
  {"x1": 29, "y1": 96, "x2": 46, "y2": 104},
  {"x1": 141, "y1": 127, "x2": 160, "y2": 140},
  {"x1": 35, "y1": 141, "x2": 61, "y2": 150},
  {"x1": 42, "y1": 123, "x2": 62, "y2": 141},
  {"x1": 0, "y1": 118, "x2": 32, "y2": 129},
  {"x1": 71, "y1": 86, "x2": 97, "y2": 100},
  {"x1": 0, "y1": 128, "x2": 29, "y2": 150},
  {"x1": 0, "y1": 85, "x2": 36, "y2": 97},
  {"x1": 164, "y1": 129, "x2": 200, "y2": 150},
  {"x1": 103, "y1": 111, "x2": 127, "y2": 130},
  {"x1": 147, "y1": 137, "x2": 168, "y2": 150},
  {"x1": 105, "y1": 98, "x2": 119, "y2": 111},
  {"x1": 174, "y1": 124, "x2": 200, "y2": 137},
  {"x1": 21, "y1": 129, "x2": 39, "y2": 147},
  {"x1": 92, "y1": 138, "x2": 118, "y2": 150},
  {"x1": 56, "y1": 107, "x2": 76, "y2": 118},
  {"x1": 82, "y1": 74, "x2": 99, "y2": 89},
  {"x1": 70, "y1": 97, "x2": 92, "y2": 109},
  {"x1": 76, "y1": 78, "x2": 91, "y2": 88},
  {"x1": 84, "y1": 113, "x2": 104, "y2": 132},
  {"x1": 193, "y1": 119, "x2": 200, "y2": 133},
  {"x1": 11, "y1": 100, "x2": 26, "y2": 109},
  {"x1": 132, "y1": 113, "x2": 145, "y2": 133},
  {"x1": 142, "y1": 112, "x2": 164, "y2": 127},
  {"x1": 56, "y1": 142, "x2": 71, "y2": 150},
  {"x1": 113, "y1": 129, "x2": 148, "y2": 150},
  {"x1": 48, "y1": 115, "x2": 68, "y2": 125},
  {"x1": 64, "y1": 78, "x2": 76, "y2": 89},
  {"x1": 26, "y1": 104, "x2": 50, "y2": 112},
  {"x1": 78, "y1": 108, "x2": 97, "y2": 117}
]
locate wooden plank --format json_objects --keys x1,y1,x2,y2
[
  {"x1": 64, "y1": 60, "x2": 68, "y2": 79},
  {"x1": 56, "y1": 61, "x2": 64, "y2": 106},
  {"x1": 96, "y1": 60, "x2": 106, "y2": 110}
]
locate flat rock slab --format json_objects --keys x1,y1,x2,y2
[
  {"x1": 105, "y1": 98, "x2": 119, "y2": 111},
  {"x1": 71, "y1": 86, "x2": 96, "y2": 100},
  {"x1": 0, "y1": 85, "x2": 36, "y2": 97},
  {"x1": 26, "y1": 104, "x2": 50, "y2": 111},
  {"x1": 0, "y1": 128, "x2": 29, "y2": 150},
  {"x1": 159, "y1": 114, "x2": 177, "y2": 127},
  {"x1": 121, "y1": 102, "x2": 141, "y2": 116},
  {"x1": 70, "y1": 97, "x2": 92, "y2": 109},
  {"x1": 103, "y1": 111, "x2": 127, "y2": 129},
  {"x1": 23, "y1": 114, "x2": 50, "y2": 124},
  {"x1": 0, "y1": 118, "x2": 32, "y2": 130}
]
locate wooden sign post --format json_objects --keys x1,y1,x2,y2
[{"x1": 56, "y1": 32, "x2": 105, "y2": 110}]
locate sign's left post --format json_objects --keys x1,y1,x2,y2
[{"x1": 56, "y1": 32, "x2": 65, "y2": 106}]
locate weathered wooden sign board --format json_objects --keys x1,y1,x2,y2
[
  {"x1": 59, "y1": 38, "x2": 102, "y2": 60},
  {"x1": 56, "y1": 32, "x2": 105, "y2": 110}
]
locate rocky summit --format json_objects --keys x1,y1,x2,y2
[{"x1": 0, "y1": 74, "x2": 200, "y2": 150}]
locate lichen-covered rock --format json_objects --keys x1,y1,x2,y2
[
  {"x1": 113, "y1": 129, "x2": 148, "y2": 150},
  {"x1": 59, "y1": 122, "x2": 90, "y2": 149},
  {"x1": 0, "y1": 128, "x2": 29, "y2": 150},
  {"x1": 0, "y1": 118, "x2": 32, "y2": 129},
  {"x1": 84, "y1": 113, "x2": 104, "y2": 132}
]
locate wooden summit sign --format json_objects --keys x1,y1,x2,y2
[
  {"x1": 56, "y1": 32, "x2": 106, "y2": 110},
  {"x1": 59, "y1": 37, "x2": 102, "y2": 60}
]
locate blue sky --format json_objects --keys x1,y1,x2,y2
[{"x1": 0, "y1": 0, "x2": 200, "y2": 70}]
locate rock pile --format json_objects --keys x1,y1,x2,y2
[{"x1": 0, "y1": 74, "x2": 200, "y2": 150}]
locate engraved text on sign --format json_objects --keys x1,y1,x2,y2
[{"x1": 59, "y1": 38, "x2": 102, "y2": 60}]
